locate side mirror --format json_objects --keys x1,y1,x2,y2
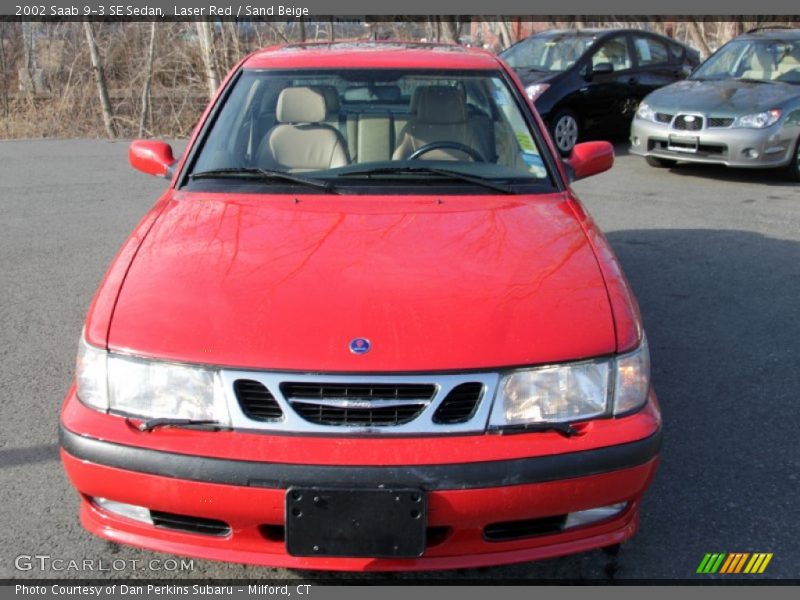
[
  {"x1": 566, "y1": 141, "x2": 614, "y2": 181},
  {"x1": 591, "y1": 62, "x2": 614, "y2": 75},
  {"x1": 128, "y1": 140, "x2": 176, "y2": 178}
]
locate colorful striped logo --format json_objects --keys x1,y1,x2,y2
[{"x1": 696, "y1": 553, "x2": 773, "y2": 574}]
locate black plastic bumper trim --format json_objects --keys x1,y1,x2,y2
[{"x1": 59, "y1": 424, "x2": 661, "y2": 491}]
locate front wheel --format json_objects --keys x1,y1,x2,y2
[
  {"x1": 645, "y1": 156, "x2": 677, "y2": 168},
  {"x1": 551, "y1": 110, "x2": 580, "y2": 156},
  {"x1": 783, "y1": 138, "x2": 800, "y2": 182}
]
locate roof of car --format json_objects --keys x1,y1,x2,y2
[
  {"x1": 739, "y1": 27, "x2": 800, "y2": 40},
  {"x1": 244, "y1": 41, "x2": 502, "y2": 70}
]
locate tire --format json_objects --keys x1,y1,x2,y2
[
  {"x1": 783, "y1": 137, "x2": 800, "y2": 182},
  {"x1": 550, "y1": 109, "x2": 580, "y2": 156},
  {"x1": 645, "y1": 156, "x2": 677, "y2": 168}
]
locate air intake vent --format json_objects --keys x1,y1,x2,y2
[
  {"x1": 150, "y1": 511, "x2": 231, "y2": 536},
  {"x1": 484, "y1": 514, "x2": 567, "y2": 542},
  {"x1": 707, "y1": 117, "x2": 734, "y2": 128},
  {"x1": 432, "y1": 382, "x2": 484, "y2": 424},
  {"x1": 234, "y1": 379, "x2": 283, "y2": 421}
]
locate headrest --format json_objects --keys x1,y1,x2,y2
[
  {"x1": 414, "y1": 86, "x2": 467, "y2": 125},
  {"x1": 314, "y1": 85, "x2": 340, "y2": 115},
  {"x1": 276, "y1": 87, "x2": 327, "y2": 124}
]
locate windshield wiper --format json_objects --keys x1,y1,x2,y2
[
  {"x1": 189, "y1": 167, "x2": 338, "y2": 193},
  {"x1": 133, "y1": 417, "x2": 228, "y2": 432},
  {"x1": 337, "y1": 166, "x2": 516, "y2": 194}
]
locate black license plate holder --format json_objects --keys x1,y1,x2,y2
[{"x1": 285, "y1": 487, "x2": 426, "y2": 558}]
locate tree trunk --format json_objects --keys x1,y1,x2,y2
[
  {"x1": 687, "y1": 19, "x2": 713, "y2": 58},
  {"x1": 298, "y1": 19, "x2": 307, "y2": 42},
  {"x1": 139, "y1": 22, "x2": 156, "y2": 137},
  {"x1": 83, "y1": 22, "x2": 117, "y2": 138},
  {"x1": 195, "y1": 21, "x2": 219, "y2": 100},
  {"x1": 328, "y1": 19, "x2": 335, "y2": 42},
  {"x1": 0, "y1": 24, "x2": 9, "y2": 119},
  {"x1": 496, "y1": 19, "x2": 515, "y2": 50}
]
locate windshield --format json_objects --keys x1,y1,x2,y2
[
  {"x1": 187, "y1": 68, "x2": 550, "y2": 191},
  {"x1": 501, "y1": 35, "x2": 595, "y2": 72},
  {"x1": 691, "y1": 38, "x2": 800, "y2": 83}
]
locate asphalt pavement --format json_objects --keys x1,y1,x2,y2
[{"x1": 1, "y1": 139, "x2": 798, "y2": 580}]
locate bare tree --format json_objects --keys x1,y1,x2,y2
[
  {"x1": 195, "y1": 21, "x2": 219, "y2": 99},
  {"x1": 83, "y1": 22, "x2": 117, "y2": 138},
  {"x1": 139, "y1": 22, "x2": 156, "y2": 137},
  {"x1": 688, "y1": 19, "x2": 713, "y2": 58}
]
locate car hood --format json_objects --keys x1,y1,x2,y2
[
  {"x1": 108, "y1": 192, "x2": 616, "y2": 372},
  {"x1": 646, "y1": 78, "x2": 800, "y2": 116},
  {"x1": 513, "y1": 68, "x2": 561, "y2": 86}
]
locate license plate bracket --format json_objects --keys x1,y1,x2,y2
[
  {"x1": 667, "y1": 135, "x2": 700, "y2": 153},
  {"x1": 285, "y1": 487, "x2": 427, "y2": 558}
]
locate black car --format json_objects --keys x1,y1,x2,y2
[{"x1": 501, "y1": 28, "x2": 700, "y2": 154}]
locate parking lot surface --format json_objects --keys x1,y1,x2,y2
[{"x1": 1, "y1": 139, "x2": 798, "y2": 580}]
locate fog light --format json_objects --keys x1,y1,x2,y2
[
  {"x1": 93, "y1": 497, "x2": 152, "y2": 524},
  {"x1": 632, "y1": 136, "x2": 640, "y2": 146},
  {"x1": 564, "y1": 502, "x2": 627, "y2": 529},
  {"x1": 743, "y1": 148, "x2": 759, "y2": 159}
]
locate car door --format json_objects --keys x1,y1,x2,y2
[
  {"x1": 630, "y1": 33, "x2": 685, "y2": 107},
  {"x1": 574, "y1": 34, "x2": 637, "y2": 135}
]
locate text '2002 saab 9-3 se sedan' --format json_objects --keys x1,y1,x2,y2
[{"x1": 60, "y1": 42, "x2": 660, "y2": 571}]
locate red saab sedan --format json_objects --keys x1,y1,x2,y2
[{"x1": 60, "y1": 41, "x2": 660, "y2": 571}]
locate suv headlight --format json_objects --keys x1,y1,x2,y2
[
  {"x1": 636, "y1": 102, "x2": 657, "y2": 122},
  {"x1": 735, "y1": 109, "x2": 781, "y2": 129},
  {"x1": 75, "y1": 337, "x2": 230, "y2": 424},
  {"x1": 489, "y1": 338, "x2": 650, "y2": 427}
]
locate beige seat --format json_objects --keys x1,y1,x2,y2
[
  {"x1": 257, "y1": 87, "x2": 349, "y2": 172},
  {"x1": 742, "y1": 46, "x2": 776, "y2": 80},
  {"x1": 392, "y1": 86, "x2": 487, "y2": 161}
]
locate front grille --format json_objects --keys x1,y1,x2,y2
[
  {"x1": 281, "y1": 382, "x2": 437, "y2": 400},
  {"x1": 707, "y1": 117, "x2": 734, "y2": 128},
  {"x1": 234, "y1": 379, "x2": 283, "y2": 421},
  {"x1": 290, "y1": 401, "x2": 426, "y2": 426},
  {"x1": 432, "y1": 383, "x2": 484, "y2": 424},
  {"x1": 672, "y1": 114, "x2": 703, "y2": 131},
  {"x1": 484, "y1": 514, "x2": 567, "y2": 542},
  {"x1": 222, "y1": 371, "x2": 499, "y2": 433},
  {"x1": 150, "y1": 511, "x2": 231, "y2": 536},
  {"x1": 655, "y1": 112, "x2": 673, "y2": 123}
]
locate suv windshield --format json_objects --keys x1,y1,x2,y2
[
  {"x1": 691, "y1": 38, "x2": 800, "y2": 84},
  {"x1": 187, "y1": 68, "x2": 550, "y2": 191},
  {"x1": 501, "y1": 35, "x2": 595, "y2": 72}
]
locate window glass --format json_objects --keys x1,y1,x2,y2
[
  {"x1": 633, "y1": 36, "x2": 669, "y2": 65},
  {"x1": 190, "y1": 69, "x2": 550, "y2": 185},
  {"x1": 591, "y1": 37, "x2": 632, "y2": 71}
]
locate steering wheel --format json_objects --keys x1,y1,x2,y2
[{"x1": 408, "y1": 141, "x2": 487, "y2": 162}]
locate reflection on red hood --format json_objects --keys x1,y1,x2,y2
[{"x1": 107, "y1": 191, "x2": 615, "y2": 371}]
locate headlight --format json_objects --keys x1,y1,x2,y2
[
  {"x1": 636, "y1": 102, "x2": 656, "y2": 122},
  {"x1": 75, "y1": 337, "x2": 230, "y2": 424},
  {"x1": 489, "y1": 338, "x2": 650, "y2": 428},
  {"x1": 735, "y1": 109, "x2": 781, "y2": 129},
  {"x1": 525, "y1": 83, "x2": 550, "y2": 101}
]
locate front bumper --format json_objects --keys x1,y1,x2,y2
[
  {"x1": 630, "y1": 117, "x2": 796, "y2": 168},
  {"x1": 60, "y1": 386, "x2": 661, "y2": 571}
]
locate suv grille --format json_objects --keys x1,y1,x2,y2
[
  {"x1": 432, "y1": 382, "x2": 484, "y2": 424},
  {"x1": 234, "y1": 379, "x2": 283, "y2": 421},
  {"x1": 672, "y1": 114, "x2": 703, "y2": 131}
]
